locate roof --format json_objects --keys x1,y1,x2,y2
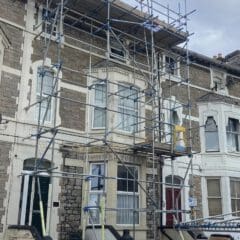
[
  {"x1": 50, "y1": 0, "x2": 187, "y2": 47},
  {"x1": 173, "y1": 47, "x2": 240, "y2": 76}
]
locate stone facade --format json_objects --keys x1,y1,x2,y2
[
  {"x1": 58, "y1": 165, "x2": 83, "y2": 240},
  {"x1": 60, "y1": 88, "x2": 86, "y2": 131},
  {"x1": 0, "y1": 1, "x2": 240, "y2": 240},
  {"x1": 0, "y1": 141, "x2": 11, "y2": 233},
  {"x1": 0, "y1": 71, "x2": 20, "y2": 118}
]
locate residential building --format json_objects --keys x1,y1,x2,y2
[{"x1": 0, "y1": 0, "x2": 240, "y2": 240}]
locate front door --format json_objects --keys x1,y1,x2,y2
[
  {"x1": 166, "y1": 187, "x2": 182, "y2": 226},
  {"x1": 19, "y1": 173, "x2": 50, "y2": 236}
]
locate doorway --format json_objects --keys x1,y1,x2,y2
[
  {"x1": 165, "y1": 175, "x2": 182, "y2": 226},
  {"x1": 18, "y1": 158, "x2": 51, "y2": 236}
]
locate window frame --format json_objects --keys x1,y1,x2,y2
[
  {"x1": 206, "y1": 178, "x2": 222, "y2": 217},
  {"x1": 205, "y1": 116, "x2": 220, "y2": 152},
  {"x1": 92, "y1": 81, "x2": 106, "y2": 129},
  {"x1": 117, "y1": 84, "x2": 139, "y2": 133},
  {"x1": 88, "y1": 162, "x2": 106, "y2": 225},
  {"x1": 35, "y1": 67, "x2": 55, "y2": 123},
  {"x1": 164, "y1": 55, "x2": 179, "y2": 76},
  {"x1": 230, "y1": 178, "x2": 240, "y2": 217},
  {"x1": 116, "y1": 164, "x2": 140, "y2": 225},
  {"x1": 226, "y1": 118, "x2": 240, "y2": 152}
]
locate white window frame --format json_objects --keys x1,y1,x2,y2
[
  {"x1": 92, "y1": 81, "x2": 106, "y2": 129},
  {"x1": 226, "y1": 118, "x2": 240, "y2": 152},
  {"x1": 230, "y1": 178, "x2": 240, "y2": 217},
  {"x1": 116, "y1": 164, "x2": 139, "y2": 225},
  {"x1": 117, "y1": 84, "x2": 139, "y2": 133},
  {"x1": 205, "y1": 116, "x2": 220, "y2": 152},
  {"x1": 88, "y1": 163, "x2": 105, "y2": 225},
  {"x1": 35, "y1": 66, "x2": 55, "y2": 123},
  {"x1": 206, "y1": 178, "x2": 222, "y2": 217}
]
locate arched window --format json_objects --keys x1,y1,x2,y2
[
  {"x1": 165, "y1": 175, "x2": 182, "y2": 186},
  {"x1": 205, "y1": 116, "x2": 219, "y2": 152}
]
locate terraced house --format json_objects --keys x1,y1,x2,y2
[{"x1": 1, "y1": 0, "x2": 240, "y2": 240}]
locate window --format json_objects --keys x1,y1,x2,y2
[
  {"x1": 226, "y1": 118, "x2": 239, "y2": 152},
  {"x1": 36, "y1": 67, "x2": 54, "y2": 122},
  {"x1": 207, "y1": 178, "x2": 222, "y2": 216},
  {"x1": 93, "y1": 82, "x2": 106, "y2": 128},
  {"x1": 118, "y1": 85, "x2": 138, "y2": 132},
  {"x1": 42, "y1": 8, "x2": 58, "y2": 38},
  {"x1": 117, "y1": 165, "x2": 139, "y2": 225},
  {"x1": 165, "y1": 56, "x2": 177, "y2": 75},
  {"x1": 211, "y1": 69, "x2": 227, "y2": 93},
  {"x1": 205, "y1": 117, "x2": 219, "y2": 152},
  {"x1": 89, "y1": 163, "x2": 105, "y2": 224},
  {"x1": 110, "y1": 37, "x2": 126, "y2": 62},
  {"x1": 230, "y1": 178, "x2": 240, "y2": 216}
]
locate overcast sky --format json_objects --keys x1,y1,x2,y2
[{"x1": 122, "y1": 0, "x2": 240, "y2": 58}]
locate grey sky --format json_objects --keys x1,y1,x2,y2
[{"x1": 122, "y1": 0, "x2": 240, "y2": 58}]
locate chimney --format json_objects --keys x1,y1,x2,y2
[{"x1": 216, "y1": 53, "x2": 224, "y2": 61}]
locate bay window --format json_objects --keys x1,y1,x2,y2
[{"x1": 117, "y1": 165, "x2": 139, "y2": 225}]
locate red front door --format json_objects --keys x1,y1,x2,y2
[{"x1": 166, "y1": 188, "x2": 182, "y2": 226}]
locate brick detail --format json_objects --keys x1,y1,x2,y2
[
  {"x1": 58, "y1": 165, "x2": 83, "y2": 240},
  {"x1": 0, "y1": 0, "x2": 26, "y2": 27},
  {"x1": 181, "y1": 64, "x2": 211, "y2": 89},
  {"x1": 0, "y1": 71, "x2": 19, "y2": 118},
  {"x1": 60, "y1": 88, "x2": 86, "y2": 131},
  {"x1": 0, "y1": 141, "x2": 11, "y2": 233},
  {"x1": 1, "y1": 23, "x2": 24, "y2": 70}
]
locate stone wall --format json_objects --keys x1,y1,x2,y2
[
  {"x1": 58, "y1": 165, "x2": 83, "y2": 240},
  {"x1": 0, "y1": 71, "x2": 20, "y2": 118},
  {"x1": 189, "y1": 175, "x2": 203, "y2": 219},
  {"x1": 146, "y1": 172, "x2": 160, "y2": 240},
  {"x1": 1, "y1": 23, "x2": 24, "y2": 70},
  {"x1": 0, "y1": 141, "x2": 12, "y2": 233},
  {"x1": 0, "y1": 0, "x2": 26, "y2": 27},
  {"x1": 59, "y1": 88, "x2": 86, "y2": 131}
]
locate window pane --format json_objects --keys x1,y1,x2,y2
[
  {"x1": 93, "y1": 108, "x2": 105, "y2": 128},
  {"x1": 118, "y1": 85, "x2": 138, "y2": 132},
  {"x1": 208, "y1": 198, "x2": 222, "y2": 216},
  {"x1": 117, "y1": 194, "x2": 139, "y2": 224},
  {"x1": 93, "y1": 83, "x2": 106, "y2": 128},
  {"x1": 117, "y1": 166, "x2": 138, "y2": 192},
  {"x1": 88, "y1": 193, "x2": 101, "y2": 224},
  {"x1": 36, "y1": 68, "x2": 54, "y2": 122},
  {"x1": 226, "y1": 118, "x2": 239, "y2": 152},
  {"x1": 205, "y1": 132, "x2": 219, "y2": 151},
  {"x1": 91, "y1": 164, "x2": 104, "y2": 191},
  {"x1": 205, "y1": 117, "x2": 219, "y2": 151},
  {"x1": 207, "y1": 179, "x2": 221, "y2": 196}
]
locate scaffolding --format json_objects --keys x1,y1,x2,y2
[{"x1": 8, "y1": 0, "x2": 198, "y2": 239}]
